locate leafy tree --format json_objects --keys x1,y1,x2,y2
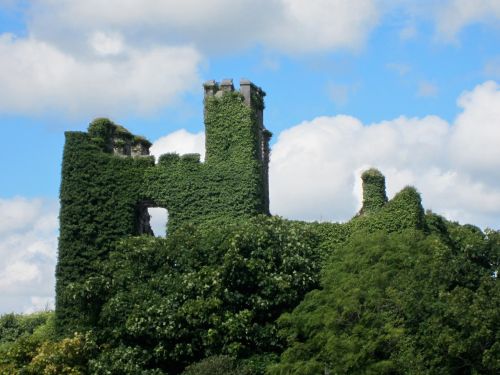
[{"x1": 269, "y1": 219, "x2": 500, "y2": 374}]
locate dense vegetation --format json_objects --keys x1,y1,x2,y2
[
  {"x1": 3, "y1": 209, "x2": 499, "y2": 373},
  {"x1": 270, "y1": 223, "x2": 500, "y2": 374},
  {"x1": 145, "y1": 91, "x2": 270, "y2": 232}
]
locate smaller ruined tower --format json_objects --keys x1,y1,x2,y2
[{"x1": 359, "y1": 168, "x2": 388, "y2": 215}]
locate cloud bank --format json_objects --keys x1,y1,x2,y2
[
  {"x1": 434, "y1": 0, "x2": 500, "y2": 41},
  {"x1": 271, "y1": 81, "x2": 500, "y2": 228},
  {"x1": 1, "y1": 0, "x2": 500, "y2": 116},
  {"x1": 0, "y1": 34, "x2": 201, "y2": 116},
  {"x1": 0, "y1": 0, "x2": 380, "y2": 116},
  {"x1": 27, "y1": 0, "x2": 380, "y2": 54}
]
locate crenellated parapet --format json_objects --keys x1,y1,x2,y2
[{"x1": 203, "y1": 78, "x2": 265, "y2": 109}]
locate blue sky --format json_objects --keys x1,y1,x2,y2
[{"x1": 1, "y1": 0, "x2": 500, "y2": 313}]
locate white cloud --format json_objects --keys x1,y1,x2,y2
[
  {"x1": 450, "y1": 81, "x2": 500, "y2": 176},
  {"x1": 150, "y1": 129, "x2": 205, "y2": 161},
  {"x1": 26, "y1": 0, "x2": 380, "y2": 54},
  {"x1": 0, "y1": 34, "x2": 202, "y2": 116},
  {"x1": 265, "y1": 0, "x2": 380, "y2": 53},
  {"x1": 270, "y1": 80, "x2": 500, "y2": 229},
  {"x1": 0, "y1": 196, "x2": 43, "y2": 234},
  {"x1": 24, "y1": 296, "x2": 55, "y2": 314},
  {"x1": 0, "y1": 197, "x2": 58, "y2": 314},
  {"x1": 89, "y1": 31, "x2": 125, "y2": 56},
  {"x1": 6, "y1": 0, "x2": 499, "y2": 117}
]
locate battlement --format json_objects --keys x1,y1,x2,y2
[{"x1": 203, "y1": 78, "x2": 265, "y2": 109}]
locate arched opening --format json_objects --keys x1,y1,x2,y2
[{"x1": 148, "y1": 207, "x2": 168, "y2": 237}]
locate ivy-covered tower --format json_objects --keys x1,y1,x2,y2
[
  {"x1": 55, "y1": 79, "x2": 272, "y2": 334},
  {"x1": 143, "y1": 79, "x2": 272, "y2": 231},
  {"x1": 203, "y1": 79, "x2": 271, "y2": 213}
]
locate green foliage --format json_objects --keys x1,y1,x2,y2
[
  {"x1": 269, "y1": 220, "x2": 500, "y2": 374},
  {"x1": 68, "y1": 216, "x2": 321, "y2": 374},
  {"x1": 0, "y1": 311, "x2": 56, "y2": 372},
  {"x1": 89, "y1": 345, "x2": 162, "y2": 375},
  {"x1": 0, "y1": 312, "x2": 97, "y2": 375},
  {"x1": 0, "y1": 311, "x2": 53, "y2": 344},
  {"x1": 54, "y1": 105, "x2": 499, "y2": 374},
  {"x1": 23, "y1": 332, "x2": 97, "y2": 375},
  {"x1": 349, "y1": 186, "x2": 425, "y2": 233}
]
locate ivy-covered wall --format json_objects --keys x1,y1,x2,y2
[
  {"x1": 56, "y1": 119, "x2": 155, "y2": 334},
  {"x1": 145, "y1": 80, "x2": 271, "y2": 232}
]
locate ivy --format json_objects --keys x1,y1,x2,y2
[{"x1": 56, "y1": 123, "x2": 155, "y2": 335}]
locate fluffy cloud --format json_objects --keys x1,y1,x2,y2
[
  {"x1": 450, "y1": 81, "x2": 500, "y2": 175},
  {"x1": 27, "y1": 0, "x2": 380, "y2": 54},
  {"x1": 270, "y1": 80, "x2": 500, "y2": 228},
  {"x1": 150, "y1": 129, "x2": 206, "y2": 162},
  {"x1": 150, "y1": 81, "x2": 500, "y2": 229},
  {"x1": 4, "y1": 0, "x2": 373, "y2": 116},
  {"x1": 0, "y1": 33, "x2": 201, "y2": 116},
  {"x1": 265, "y1": 0, "x2": 379, "y2": 52},
  {"x1": 0, "y1": 197, "x2": 58, "y2": 314}
]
